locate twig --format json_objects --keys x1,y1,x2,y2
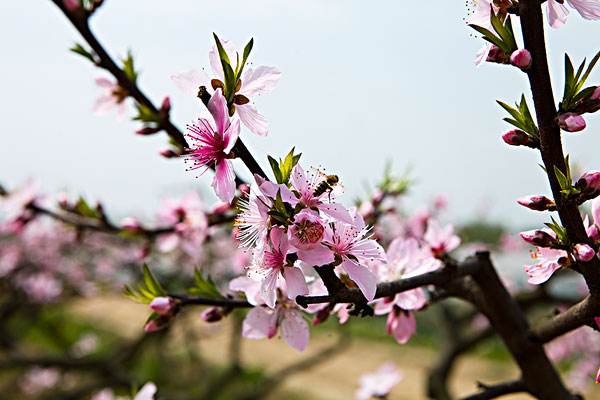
[{"x1": 460, "y1": 379, "x2": 528, "y2": 400}]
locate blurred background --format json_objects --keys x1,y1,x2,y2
[{"x1": 1, "y1": 1, "x2": 600, "y2": 399}]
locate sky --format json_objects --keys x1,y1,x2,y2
[{"x1": 1, "y1": 0, "x2": 599, "y2": 228}]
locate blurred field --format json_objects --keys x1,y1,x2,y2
[{"x1": 66, "y1": 296, "x2": 600, "y2": 399}]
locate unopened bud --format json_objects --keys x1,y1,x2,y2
[
  {"x1": 577, "y1": 171, "x2": 600, "y2": 192},
  {"x1": 63, "y1": 0, "x2": 80, "y2": 10},
  {"x1": 161, "y1": 96, "x2": 171, "y2": 113},
  {"x1": 312, "y1": 306, "x2": 332, "y2": 326},
  {"x1": 136, "y1": 126, "x2": 160, "y2": 136},
  {"x1": 510, "y1": 49, "x2": 532, "y2": 70},
  {"x1": 558, "y1": 113, "x2": 586, "y2": 132},
  {"x1": 591, "y1": 87, "x2": 600, "y2": 101},
  {"x1": 200, "y1": 307, "x2": 224, "y2": 323},
  {"x1": 502, "y1": 129, "x2": 538, "y2": 148},
  {"x1": 588, "y1": 224, "x2": 600, "y2": 242},
  {"x1": 519, "y1": 229, "x2": 556, "y2": 247},
  {"x1": 149, "y1": 296, "x2": 176, "y2": 315},
  {"x1": 144, "y1": 318, "x2": 169, "y2": 333},
  {"x1": 159, "y1": 149, "x2": 179, "y2": 158},
  {"x1": 486, "y1": 44, "x2": 509, "y2": 64},
  {"x1": 516, "y1": 195, "x2": 555, "y2": 211},
  {"x1": 574, "y1": 243, "x2": 596, "y2": 262}
]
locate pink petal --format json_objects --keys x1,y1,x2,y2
[
  {"x1": 283, "y1": 266, "x2": 309, "y2": 300},
  {"x1": 388, "y1": 312, "x2": 416, "y2": 344},
  {"x1": 133, "y1": 383, "x2": 157, "y2": 400},
  {"x1": 281, "y1": 309, "x2": 309, "y2": 351},
  {"x1": 208, "y1": 88, "x2": 230, "y2": 134},
  {"x1": 394, "y1": 289, "x2": 426, "y2": 311},
  {"x1": 548, "y1": 0, "x2": 570, "y2": 28},
  {"x1": 242, "y1": 306, "x2": 277, "y2": 339},
  {"x1": 223, "y1": 119, "x2": 240, "y2": 154},
  {"x1": 229, "y1": 276, "x2": 262, "y2": 306},
  {"x1": 592, "y1": 197, "x2": 600, "y2": 226},
  {"x1": 318, "y1": 203, "x2": 354, "y2": 224},
  {"x1": 92, "y1": 95, "x2": 117, "y2": 115},
  {"x1": 95, "y1": 77, "x2": 114, "y2": 88},
  {"x1": 341, "y1": 260, "x2": 377, "y2": 301},
  {"x1": 171, "y1": 69, "x2": 210, "y2": 97},
  {"x1": 297, "y1": 245, "x2": 335, "y2": 266},
  {"x1": 236, "y1": 103, "x2": 269, "y2": 136},
  {"x1": 212, "y1": 159, "x2": 236, "y2": 204},
  {"x1": 260, "y1": 269, "x2": 279, "y2": 309},
  {"x1": 241, "y1": 66, "x2": 282, "y2": 97},
  {"x1": 567, "y1": 0, "x2": 600, "y2": 20}
]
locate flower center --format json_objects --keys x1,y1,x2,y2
[{"x1": 294, "y1": 219, "x2": 324, "y2": 244}]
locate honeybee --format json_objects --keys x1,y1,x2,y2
[{"x1": 313, "y1": 172, "x2": 342, "y2": 202}]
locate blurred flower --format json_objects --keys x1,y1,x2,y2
[
  {"x1": 93, "y1": 77, "x2": 128, "y2": 117},
  {"x1": 356, "y1": 362, "x2": 402, "y2": 400}
]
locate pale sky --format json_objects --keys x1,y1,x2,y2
[{"x1": 1, "y1": 0, "x2": 599, "y2": 227}]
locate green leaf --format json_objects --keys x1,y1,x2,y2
[
  {"x1": 187, "y1": 270, "x2": 223, "y2": 299},
  {"x1": 554, "y1": 166, "x2": 570, "y2": 190},
  {"x1": 236, "y1": 38, "x2": 254, "y2": 80},
  {"x1": 125, "y1": 264, "x2": 166, "y2": 304},
  {"x1": 469, "y1": 24, "x2": 506, "y2": 51},
  {"x1": 74, "y1": 196, "x2": 100, "y2": 219},
  {"x1": 268, "y1": 155, "x2": 284, "y2": 184},
  {"x1": 70, "y1": 43, "x2": 94, "y2": 63},
  {"x1": 122, "y1": 50, "x2": 138, "y2": 84},
  {"x1": 213, "y1": 33, "x2": 236, "y2": 97}
]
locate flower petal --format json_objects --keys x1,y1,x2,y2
[
  {"x1": 242, "y1": 306, "x2": 277, "y2": 339},
  {"x1": 236, "y1": 103, "x2": 269, "y2": 136},
  {"x1": 170, "y1": 69, "x2": 210, "y2": 96},
  {"x1": 283, "y1": 266, "x2": 309, "y2": 300},
  {"x1": 281, "y1": 309, "x2": 309, "y2": 351},
  {"x1": 212, "y1": 159, "x2": 236, "y2": 204},
  {"x1": 241, "y1": 66, "x2": 282, "y2": 97},
  {"x1": 341, "y1": 259, "x2": 377, "y2": 301},
  {"x1": 208, "y1": 88, "x2": 230, "y2": 134}
]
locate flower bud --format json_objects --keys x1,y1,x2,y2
[
  {"x1": 144, "y1": 318, "x2": 166, "y2": 333},
  {"x1": 312, "y1": 306, "x2": 332, "y2": 326},
  {"x1": 161, "y1": 96, "x2": 171, "y2": 113},
  {"x1": 574, "y1": 243, "x2": 595, "y2": 262},
  {"x1": 63, "y1": 0, "x2": 80, "y2": 10},
  {"x1": 595, "y1": 316, "x2": 600, "y2": 329},
  {"x1": 588, "y1": 224, "x2": 600, "y2": 242},
  {"x1": 159, "y1": 149, "x2": 179, "y2": 158},
  {"x1": 577, "y1": 171, "x2": 600, "y2": 192},
  {"x1": 591, "y1": 86, "x2": 600, "y2": 101},
  {"x1": 510, "y1": 49, "x2": 532, "y2": 70},
  {"x1": 149, "y1": 296, "x2": 176, "y2": 315},
  {"x1": 502, "y1": 129, "x2": 538, "y2": 148},
  {"x1": 519, "y1": 229, "x2": 556, "y2": 247},
  {"x1": 558, "y1": 113, "x2": 586, "y2": 132},
  {"x1": 486, "y1": 44, "x2": 509, "y2": 64},
  {"x1": 516, "y1": 195, "x2": 555, "y2": 211},
  {"x1": 136, "y1": 126, "x2": 160, "y2": 136},
  {"x1": 200, "y1": 307, "x2": 224, "y2": 323}
]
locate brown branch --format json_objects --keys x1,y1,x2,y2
[{"x1": 460, "y1": 379, "x2": 528, "y2": 400}]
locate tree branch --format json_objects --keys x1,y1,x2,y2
[{"x1": 460, "y1": 379, "x2": 528, "y2": 400}]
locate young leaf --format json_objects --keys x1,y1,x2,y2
[
  {"x1": 70, "y1": 43, "x2": 94, "y2": 63},
  {"x1": 122, "y1": 50, "x2": 138, "y2": 84},
  {"x1": 188, "y1": 270, "x2": 223, "y2": 299},
  {"x1": 124, "y1": 265, "x2": 166, "y2": 304},
  {"x1": 268, "y1": 155, "x2": 284, "y2": 184}
]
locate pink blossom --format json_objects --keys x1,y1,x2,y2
[
  {"x1": 424, "y1": 220, "x2": 461, "y2": 256},
  {"x1": 242, "y1": 302, "x2": 309, "y2": 351},
  {"x1": 467, "y1": 0, "x2": 497, "y2": 30},
  {"x1": 93, "y1": 77, "x2": 128, "y2": 117},
  {"x1": 386, "y1": 309, "x2": 416, "y2": 344},
  {"x1": 289, "y1": 209, "x2": 335, "y2": 266},
  {"x1": 558, "y1": 112, "x2": 586, "y2": 132},
  {"x1": 290, "y1": 164, "x2": 353, "y2": 223},
  {"x1": 120, "y1": 217, "x2": 141, "y2": 231},
  {"x1": 156, "y1": 192, "x2": 207, "y2": 255},
  {"x1": 143, "y1": 319, "x2": 163, "y2": 333},
  {"x1": 374, "y1": 238, "x2": 441, "y2": 314},
  {"x1": 171, "y1": 40, "x2": 281, "y2": 136},
  {"x1": 246, "y1": 227, "x2": 308, "y2": 308},
  {"x1": 186, "y1": 89, "x2": 240, "y2": 203},
  {"x1": 17, "y1": 273, "x2": 63, "y2": 303},
  {"x1": 91, "y1": 389, "x2": 115, "y2": 400},
  {"x1": 510, "y1": 49, "x2": 532, "y2": 70},
  {"x1": 356, "y1": 362, "x2": 402, "y2": 400},
  {"x1": 567, "y1": 0, "x2": 600, "y2": 20},
  {"x1": 322, "y1": 210, "x2": 386, "y2": 301},
  {"x1": 574, "y1": 243, "x2": 596, "y2": 262},
  {"x1": 502, "y1": 129, "x2": 537, "y2": 147},
  {"x1": 20, "y1": 367, "x2": 60, "y2": 395},
  {"x1": 229, "y1": 275, "x2": 264, "y2": 305},
  {"x1": 524, "y1": 247, "x2": 567, "y2": 284},
  {"x1": 0, "y1": 243, "x2": 20, "y2": 277}
]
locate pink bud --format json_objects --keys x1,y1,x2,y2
[
  {"x1": 596, "y1": 366, "x2": 600, "y2": 384},
  {"x1": 63, "y1": 0, "x2": 80, "y2": 10},
  {"x1": 516, "y1": 195, "x2": 554, "y2": 211},
  {"x1": 200, "y1": 307, "x2": 223, "y2": 322},
  {"x1": 594, "y1": 316, "x2": 600, "y2": 329},
  {"x1": 136, "y1": 126, "x2": 159, "y2": 136},
  {"x1": 161, "y1": 97, "x2": 171, "y2": 112},
  {"x1": 574, "y1": 243, "x2": 595, "y2": 262},
  {"x1": 519, "y1": 229, "x2": 556, "y2": 247},
  {"x1": 578, "y1": 170, "x2": 600, "y2": 192},
  {"x1": 159, "y1": 149, "x2": 178, "y2": 158},
  {"x1": 502, "y1": 129, "x2": 537, "y2": 147},
  {"x1": 143, "y1": 319, "x2": 163, "y2": 333},
  {"x1": 486, "y1": 44, "x2": 508, "y2": 64},
  {"x1": 591, "y1": 86, "x2": 600, "y2": 101},
  {"x1": 588, "y1": 224, "x2": 600, "y2": 242},
  {"x1": 149, "y1": 296, "x2": 175, "y2": 315},
  {"x1": 558, "y1": 113, "x2": 586, "y2": 132},
  {"x1": 120, "y1": 217, "x2": 141, "y2": 231},
  {"x1": 510, "y1": 49, "x2": 532, "y2": 70}
]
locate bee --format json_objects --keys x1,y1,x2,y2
[{"x1": 313, "y1": 174, "x2": 340, "y2": 200}]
